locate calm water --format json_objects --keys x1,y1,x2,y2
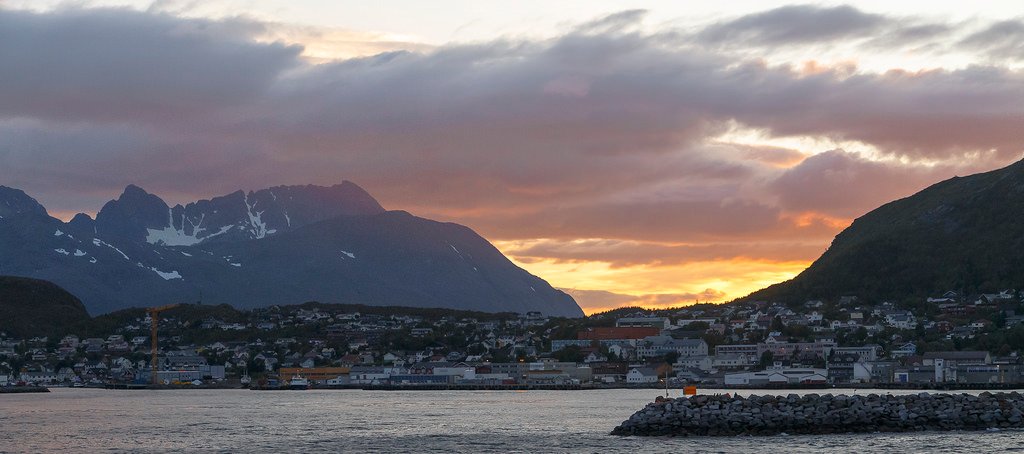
[{"x1": 2, "y1": 388, "x2": 1024, "y2": 453}]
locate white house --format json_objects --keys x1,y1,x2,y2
[
  {"x1": 626, "y1": 367, "x2": 661, "y2": 384},
  {"x1": 713, "y1": 353, "x2": 756, "y2": 369},
  {"x1": 884, "y1": 311, "x2": 917, "y2": 330},
  {"x1": 674, "y1": 355, "x2": 713, "y2": 372}
]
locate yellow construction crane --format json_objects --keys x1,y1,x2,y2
[{"x1": 147, "y1": 304, "x2": 180, "y2": 385}]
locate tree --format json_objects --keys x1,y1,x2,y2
[
  {"x1": 995, "y1": 310, "x2": 1008, "y2": 329},
  {"x1": 759, "y1": 351, "x2": 774, "y2": 369},
  {"x1": 686, "y1": 321, "x2": 711, "y2": 331},
  {"x1": 552, "y1": 345, "x2": 584, "y2": 362},
  {"x1": 663, "y1": 351, "x2": 680, "y2": 365}
]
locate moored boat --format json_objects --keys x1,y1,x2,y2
[{"x1": 288, "y1": 375, "x2": 309, "y2": 390}]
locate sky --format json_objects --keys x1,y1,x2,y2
[{"x1": 2, "y1": 1, "x2": 1023, "y2": 314}]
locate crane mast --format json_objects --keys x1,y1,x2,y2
[{"x1": 147, "y1": 304, "x2": 180, "y2": 386}]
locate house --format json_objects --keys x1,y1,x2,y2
[
  {"x1": 833, "y1": 345, "x2": 880, "y2": 362},
  {"x1": 757, "y1": 339, "x2": 835, "y2": 360},
  {"x1": 626, "y1": 367, "x2": 661, "y2": 384},
  {"x1": 636, "y1": 336, "x2": 708, "y2": 359},
  {"x1": 410, "y1": 328, "x2": 433, "y2": 337},
  {"x1": 676, "y1": 318, "x2": 718, "y2": 328},
  {"x1": 715, "y1": 344, "x2": 759, "y2": 356},
  {"x1": 713, "y1": 353, "x2": 757, "y2": 369},
  {"x1": 674, "y1": 355, "x2": 713, "y2": 372},
  {"x1": 890, "y1": 342, "x2": 917, "y2": 358},
  {"x1": 946, "y1": 326, "x2": 976, "y2": 340},
  {"x1": 607, "y1": 344, "x2": 635, "y2": 361},
  {"x1": 827, "y1": 353, "x2": 871, "y2": 383},
  {"x1": 884, "y1": 311, "x2": 917, "y2": 330}
]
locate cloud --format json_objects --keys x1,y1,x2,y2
[
  {"x1": 768, "y1": 150, "x2": 1000, "y2": 218},
  {"x1": 561, "y1": 288, "x2": 727, "y2": 312},
  {"x1": 697, "y1": 5, "x2": 887, "y2": 47},
  {"x1": 0, "y1": 7, "x2": 302, "y2": 124},
  {"x1": 958, "y1": 20, "x2": 1024, "y2": 60},
  {"x1": 502, "y1": 238, "x2": 827, "y2": 268}
]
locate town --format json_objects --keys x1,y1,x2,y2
[{"x1": 5, "y1": 290, "x2": 1024, "y2": 389}]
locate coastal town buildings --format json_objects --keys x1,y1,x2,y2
[{"x1": 4, "y1": 290, "x2": 1024, "y2": 388}]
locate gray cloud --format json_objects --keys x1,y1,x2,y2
[
  {"x1": 959, "y1": 19, "x2": 1024, "y2": 59},
  {"x1": 697, "y1": 5, "x2": 887, "y2": 47},
  {"x1": 0, "y1": 7, "x2": 302, "y2": 124}
]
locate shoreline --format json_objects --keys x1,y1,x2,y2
[{"x1": 26, "y1": 382, "x2": 1024, "y2": 392}]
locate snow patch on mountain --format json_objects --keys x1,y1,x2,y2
[
  {"x1": 54, "y1": 229, "x2": 63, "y2": 236},
  {"x1": 74, "y1": 249, "x2": 86, "y2": 257},
  {"x1": 145, "y1": 209, "x2": 232, "y2": 246},
  {"x1": 93, "y1": 238, "x2": 130, "y2": 261},
  {"x1": 149, "y1": 267, "x2": 182, "y2": 280},
  {"x1": 54, "y1": 248, "x2": 69, "y2": 255},
  {"x1": 244, "y1": 192, "x2": 269, "y2": 239},
  {"x1": 341, "y1": 250, "x2": 356, "y2": 259}
]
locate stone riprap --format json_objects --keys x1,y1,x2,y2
[{"x1": 612, "y1": 392, "x2": 1024, "y2": 436}]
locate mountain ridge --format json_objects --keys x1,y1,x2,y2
[{"x1": 0, "y1": 183, "x2": 583, "y2": 317}]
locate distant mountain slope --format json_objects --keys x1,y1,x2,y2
[
  {"x1": 0, "y1": 184, "x2": 583, "y2": 317},
  {"x1": 0, "y1": 276, "x2": 90, "y2": 338},
  {"x1": 94, "y1": 182, "x2": 385, "y2": 245},
  {"x1": 743, "y1": 160, "x2": 1024, "y2": 303}
]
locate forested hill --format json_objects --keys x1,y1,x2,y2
[
  {"x1": 0, "y1": 276, "x2": 91, "y2": 338},
  {"x1": 743, "y1": 159, "x2": 1024, "y2": 303}
]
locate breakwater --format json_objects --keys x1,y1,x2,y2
[
  {"x1": 0, "y1": 386, "x2": 49, "y2": 394},
  {"x1": 612, "y1": 392, "x2": 1024, "y2": 436}
]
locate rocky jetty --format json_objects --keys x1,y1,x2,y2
[{"x1": 612, "y1": 392, "x2": 1024, "y2": 436}]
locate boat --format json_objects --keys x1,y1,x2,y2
[{"x1": 288, "y1": 375, "x2": 309, "y2": 390}]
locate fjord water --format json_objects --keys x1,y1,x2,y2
[{"x1": 2, "y1": 389, "x2": 1022, "y2": 453}]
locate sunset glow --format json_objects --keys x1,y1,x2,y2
[{"x1": 3, "y1": 1, "x2": 1023, "y2": 313}]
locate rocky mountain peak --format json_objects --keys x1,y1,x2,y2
[{"x1": 0, "y1": 186, "x2": 48, "y2": 218}]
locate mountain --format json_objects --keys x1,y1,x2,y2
[
  {"x1": 743, "y1": 160, "x2": 1024, "y2": 303},
  {"x1": 0, "y1": 276, "x2": 90, "y2": 338},
  {"x1": 0, "y1": 184, "x2": 583, "y2": 317},
  {"x1": 94, "y1": 182, "x2": 385, "y2": 244}
]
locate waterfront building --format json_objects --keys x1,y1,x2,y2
[
  {"x1": 626, "y1": 367, "x2": 660, "y2": 384},
  {"x1": 278, "y1": 367, "x2": 350, "y2": 383},
  {"x1": 724, "y1": 363, "x2": 828, "y2": 386}
]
